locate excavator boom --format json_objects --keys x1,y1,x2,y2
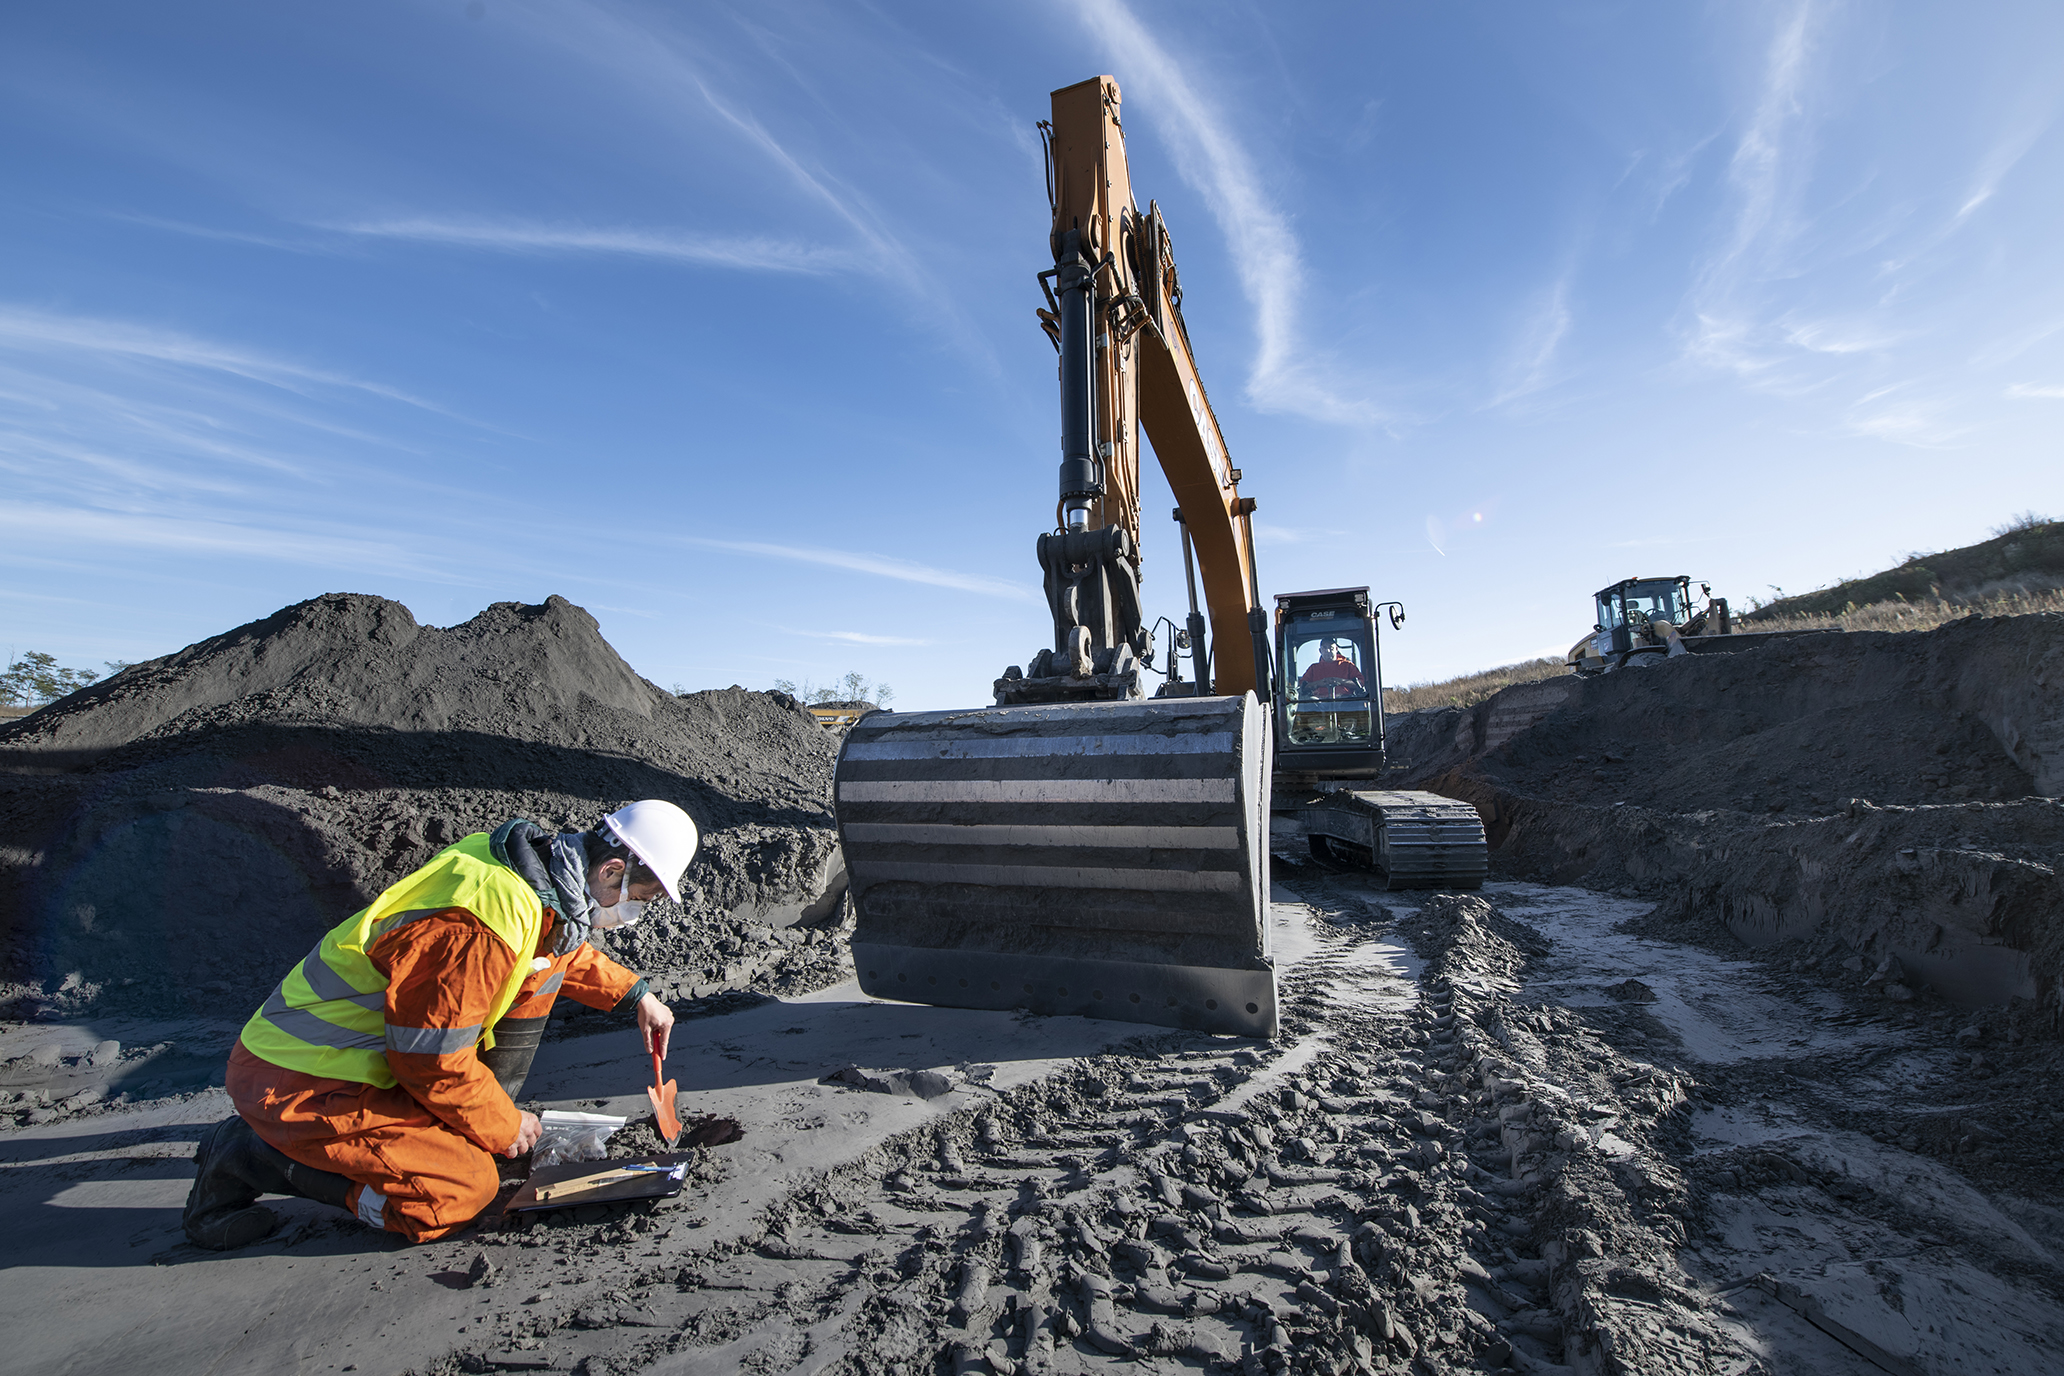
[
  {"x1": 833, "y1": 75, "x2": 1489, "y2": 1040},
  {"x1": 836, "y1": 76, "x2": 1281, "y2": 1039},
  {"x1": 997, "y1": 76, "x2": 1267, "y2": 704}
]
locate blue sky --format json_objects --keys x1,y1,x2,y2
[{"x1": 3, "y1": 1, "x2": 2060, "y2": 711}]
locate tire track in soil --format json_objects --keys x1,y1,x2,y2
[{"x1": 444, "y1": 883, "x2": 1780, "y2": 1376}]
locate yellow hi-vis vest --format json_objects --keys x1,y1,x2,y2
[{"x1": 238, "y1": 833, "x2": 545, "y2": 1088}]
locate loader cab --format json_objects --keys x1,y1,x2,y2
[
  {"x1": 1273, "y1": 587, "x2": 1387, "y2": 779},
  {"x1": 1594, "y1": 576, "x2": 1692, "y2": 654}
]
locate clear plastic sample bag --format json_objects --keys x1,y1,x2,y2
[{"x1": 531, "y1": 1109, "x2": 626, "y2": 1168}]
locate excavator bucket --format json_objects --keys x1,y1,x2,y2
[{"x1": 835, "y1": 694, "x2": 1276, "y2": 1038}]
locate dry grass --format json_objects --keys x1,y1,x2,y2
[
  {"x1": 1385, "y1": 657, "x2": 1566, "y2": 714},
  {"x1": 1746, "y1": 586, "x2": 2064, "y2": 635},
  {"x1": 1384, "y1": 588, "x2": 2064, "y2": 715}
]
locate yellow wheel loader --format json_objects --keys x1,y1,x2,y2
[
  {"x1": 1566, "y1": 576, "x2": 1724, "y2": 675},
  {"x1": 1566, "y1": 576, "x2": 1836, "y2": 675},
  {"x1": 833, "y1": 78, "x2": 1485, "y2": 1040}
]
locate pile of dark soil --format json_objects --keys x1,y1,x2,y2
[
  {"x1": 1391, "y1": 612, "x2": 2064, "y2": 1014},
  {"x1": 0, "y1": 594, "x2": 843, "y2": 1020}
]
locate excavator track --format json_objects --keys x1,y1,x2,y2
[
  {"x1": 1281, "y1": 789, "x2": 1488, "y2": 890},
  {"x1": 834, "y1": 694, "x2": 1277, "y2": 1038}
]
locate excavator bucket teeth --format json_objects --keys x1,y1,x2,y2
[{"x1": 835, "y1": 694, "x2": 1276, "y2": 1039}]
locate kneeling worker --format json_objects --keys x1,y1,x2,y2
[{"x1": 184, "y1": 799, "x2": 699, "y2": 1249}]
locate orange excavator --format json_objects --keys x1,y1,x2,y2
[{"x1": 833, "y1": 78, "x2": 1484, "y2": 1039}]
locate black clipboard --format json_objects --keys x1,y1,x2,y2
[{"x1": 504, "y1": 1153, "x2": 693, "y2": 1213}]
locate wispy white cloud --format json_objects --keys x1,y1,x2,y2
[
  {"x1": 335, "y1": 218, "x2": 860, "y2": 274},
  {"x1": 682, "y1": 536, "x2": 1035, "y2": 601},
  {"x1": 1952, "y1": 112, "x2": 2057, "y2": 223},
  {"x1": 0, "y1": 305, "x2": 444, "y2": 414},
  {"x1": 487, "y1": 3, "x2": 935, "y2": 306},
  {"x1": 1681, "y1": 3, "x2": 1817, "y2": 380},
  {"x1": 1970, "y1": 318, "x2": 2064, "y2": 369},
  {"x1": 777, "y1": 626, "x2": 932, "y2": 646},
  {"x1": 111, "y1": 213, "x2": 329, "y2": 254},
  {"x1": 1068, "y1": 0, "x2": 1379, "y2": 426},
  {"x1": 1490, "y1": 277, "x2": 1573, "y2": 408},
  {"x1": 2006, "y1": 382, "x2": 2064, "y2": 400},
  {"x1": 1781, "y1": 317, "x2": 1912, "y2": 355},
  {"x1": 1842, "y1": 382, "x2": 1969, "y2": 448},
  {"x1": 0, "y1": 499, "x2": 441, "y2": 574}
]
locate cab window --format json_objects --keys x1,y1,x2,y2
[
  {"x1": 1622, "y1": 585, "x2": 1679, "y2": 624},
  {"x1": 1289, "y1": 628, "x2": 1369, "y2": 700}
]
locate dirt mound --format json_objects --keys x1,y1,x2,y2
[
  {"x1": 1393, "y1": 612, "x2": 2064, "y2": 1012},
  {"x1": 0, "y1": 594, "x2": 842, "y2": 1020}
]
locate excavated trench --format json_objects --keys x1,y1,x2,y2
[{"x1": 0, "y1": 600, "x2": 2058, "y2": 1375}]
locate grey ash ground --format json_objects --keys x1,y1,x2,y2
[
  {"x1": 1, "y1": 599, "x2": 2059, "y2": 1375},
  {"x1": 381, "y1": 872, "x2": 2061, "y2": 1376}
]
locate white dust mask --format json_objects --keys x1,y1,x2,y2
[{"x1": 593, "y1": 865, "x2": 646, "y2": 929}]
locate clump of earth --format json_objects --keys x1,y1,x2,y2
[{"x1": 0, "y1": 593, "x2": 848, "y2": 1021}]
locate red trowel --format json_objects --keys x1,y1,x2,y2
[{"x1": 646, "y1": 1028, "x2": 681, "y2": 1149}]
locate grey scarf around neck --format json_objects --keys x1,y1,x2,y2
[{"x1": 488, "y1": 818, "x2": 598, "y2": 956}]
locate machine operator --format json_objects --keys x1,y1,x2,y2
[{"x1": 1298, "y1": 637, "x2": 1368, "y2": 699}]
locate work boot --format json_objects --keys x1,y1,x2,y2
[
  {"x1": 253, "y1": 1136, "x2": 355, "y2": 1210},
  {"x1": 183, "y1": 1114, "x2": 281, "y2": 1250},
  {"x1": 477, "y1": 1014, "x2": 547, "y2": 1101},
  {"x1": 183, "y1": 1114, "x2": 358, "y2": 1248}
]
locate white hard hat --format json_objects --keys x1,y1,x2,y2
[{"x1": 600, "y1": 799, "x2": 699, "y2": 903}]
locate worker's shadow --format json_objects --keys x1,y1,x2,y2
[{"x1": 0, "y1": 1149, "x2": 403, "y2": 1276}]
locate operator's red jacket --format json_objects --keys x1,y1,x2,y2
[{"x1": 1299, "y1": 658, "x2": 1367, "y2": 695}]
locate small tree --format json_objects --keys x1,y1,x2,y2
[
  {"x1": 0, "y1": 652, "x2": 99, "y2": 707},
  {"x1": 773, "y1": 673, "x2": 894, "y2": 707}
]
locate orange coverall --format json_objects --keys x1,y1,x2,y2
[{"x1": 227, "y1": 911, "x2": 640, "y2": 1242}]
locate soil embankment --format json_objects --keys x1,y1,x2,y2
[
  {"x1": 1388, "y1": 612, "x2": 2064, "y2": 1012},
  {"x1": 0, "y1": 593, "x2": 847, "y2": 1022}
]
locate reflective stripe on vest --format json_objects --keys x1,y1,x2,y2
[{"x1": 238, "y1": 833, "x2": 545, "y2": 1088}]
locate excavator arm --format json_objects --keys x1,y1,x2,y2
[
  {"x1": 834, "y1": 77, "x2": 1281, "y2": 1040},
  {"x1": 1000, "y1": 76, "x2": 1268, "y2": 703}
]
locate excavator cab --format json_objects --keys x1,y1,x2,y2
[
  {"x1": 1268, "y1": 587, "x2": 1488, "y2": 887},
  {"x1": 1274, "y1": 588, "x2": 1386, "y2": 777}
]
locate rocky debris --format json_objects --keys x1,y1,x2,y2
[
  {"x1": 0, "y1": 594, "x2": 846, "y2": 1021},
  {"x1": 15, "y1": 873, "x2": 2061, "y2": 1375},
  {"x1": 820, "y1": 1065, "x2": 957, "y2": 1099}
]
